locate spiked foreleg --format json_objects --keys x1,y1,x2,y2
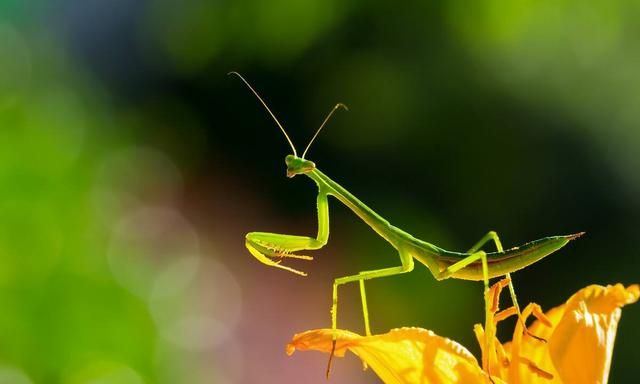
[{"x1": 245, "y1": 189, "x2": 330, "y2": 276}]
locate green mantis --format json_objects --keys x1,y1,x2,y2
[{"x1": 231, "y1": 72, "x2": 582, "y2": 372}]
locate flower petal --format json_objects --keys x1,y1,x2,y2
[
  {"x1": 288, "y1": 327, "x2": 496, "y2": 384},
  {"x1": 503, "y1": 284, "x2": 639, "y2": 384},
  {"x1": 548, "y1": 284, "x2": 639, "y2": 384},
  {"x1": 286, "y1": 328, "x2": 360, "y2": 358}
]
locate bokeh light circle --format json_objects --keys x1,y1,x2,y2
[
  {"x1": 108, "y1": 207, "x2": 201, "y2": 300},
  {"x1": 149, "y1": 257, "x2": 243, "y2": 350},
  {"x1": 0, "y1": 366, "x2": 33, "y2": 384},
  {"x1": 93, "y1": 147, "x2": 183, "y2": 225}
]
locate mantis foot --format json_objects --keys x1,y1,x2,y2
[{"x1": 326, "y1": 338, "x2": 337, "y2": 379}]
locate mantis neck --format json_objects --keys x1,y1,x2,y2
[{"x1": 307, "y1": 169, "x2": 402, "y2": 247}]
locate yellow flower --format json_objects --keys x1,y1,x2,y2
[
  {"x1": 286, "y1": 282, "x2": 638, "y2": 384},
  {"x1": 477, "y1": 281, "x2": 640, "y2": 384},
  {"x1": 287, "y1": 327, "x2": 498, "y2": 384}
]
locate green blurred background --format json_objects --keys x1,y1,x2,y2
[{"x1": 1, "y1": 0, "x2": 639, "y2": 383}]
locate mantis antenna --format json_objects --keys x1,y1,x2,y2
[
  {"x1": 301, "y1": 103, "x2": 348, "y2": 159},
  {"x1": 228, "y1": 72, "x2": 298, "y2": 157}
]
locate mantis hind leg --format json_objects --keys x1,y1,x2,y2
[
  {"x1": 437, "y1": 250, "x2": 491, "y2": 290},
  {"x1": 467, "y1": 231, "x2": 545, "y2": 342},
  {"x1": 245, "y1": 190, "x2": 330, "y2": 276}
]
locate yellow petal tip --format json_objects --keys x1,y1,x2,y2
[{"x1": 625, "y1": 284, "x2": 639, "y2": 304}]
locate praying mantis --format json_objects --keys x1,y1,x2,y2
[{"x1": 230, "y1": 72, "x2": 583, "y2": 372}]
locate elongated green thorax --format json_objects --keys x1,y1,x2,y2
[
  {"x1": 302, "y1": 164, "x2": 583, "y2": 281},
  {"x1": 306, "y1": 168, "x2": 400, "y2": 246}
]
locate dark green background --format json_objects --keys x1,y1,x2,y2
[{"x1": 1, "y1": 0, "x2": 638, "y2": 383}]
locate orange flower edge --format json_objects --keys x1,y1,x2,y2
[
  {"x1": 287, "y1": 327, "x2": 499, "y2": 384},
  {"x1": 286, "y1": 328, "x2": 361, "y2": 358}
]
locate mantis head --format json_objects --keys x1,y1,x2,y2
[{"x1": 286, "y1": 155, "x2": 316, "y2": 178}]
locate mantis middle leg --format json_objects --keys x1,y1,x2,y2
[
  {"x1": 327, "y1": 248, "x2": 415, "y2": 376},
  {"x1": 355, "y1": 248, "x2": 414, "y2": 337},
  {"x1": 245, "y1": 189, "x2": 330, "y2": 276},
  {"x1": 331, "y1": 249, "x2": 414, "y2": 337}
]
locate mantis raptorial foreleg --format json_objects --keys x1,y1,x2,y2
[{"x1": 245, "y1": 190, "x2": 330, "y2": 276}]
